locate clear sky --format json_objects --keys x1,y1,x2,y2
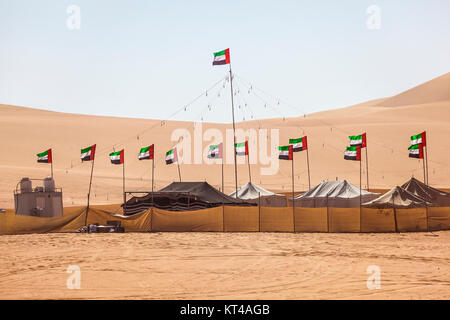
[{"x1": 1, "y1": 0, "x2": 449, "y2": 123}]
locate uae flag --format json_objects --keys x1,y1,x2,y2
[
  {"x1": 37, "y1": 149, "x2": 52, "y2": 163},
  {"x1": 138, "y1": 145, "x2": 154, "y2": 160},
  {"x1": 166, "y1": 148, "x2": 178, "y2": 165},
  {"x1": 289, "y1": 136, "x2": 307, "y2": 152},
  {"x1": 235, "y1": 141, "x2": 248, "y2": 156},
  {"x1": 408, "y1": 144, "x2": 424, "y2": 159},
  {"x1": 349, "y1": 133, "x2": 367, "y2": 148},
  {"x1": 208, "y1": 143, "x2": 223, "y2": 159},
  {"x1": 344, "y1": 146, "x2": 361, "y2": 161},
  {"x1": 278, "y1": 146, "x2": 293, "y2": 160},
  {"x1": 411, "y1": 132, "x2": 426, "y2": 147},
  {"x1": 212, "y1": 48, "x2": 230, "y2": 66},
  {"x1": 109, "y1": 149, "x2": 124, "y2": 164},
  {"x1": 81, "y1": 144, "x2": 96, "y2": 161}
]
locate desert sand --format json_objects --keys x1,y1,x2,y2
[
  {"x1": 0, "y1": 231, "x2": 449, "y2": 300},
  {"x1": 1, "y1": 72, "x2": 450, "y2": 209}
]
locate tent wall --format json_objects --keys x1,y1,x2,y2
[
  {"x1": 223, "y1": 206, "x2": 259, "y2": 232},
  {"x1": 396, "y1": 208, "x2": 428, "y2": 232},
  {"x1": 360, "y1": 208, "x2": 396, "y2": 233},
  {"x1": 328, "y1": 208, "x2": 360, "y2": 232},
  {"x1": 2, "y1": 205, "x2": 450, "y2": 235},
  {"x1": 260, "y1": 207, "x2": 294, "y2": 232},
  {"x1": 294, "y1": 207, "x2": 328, "y2": 232},
  {"x1": 427, "y1": 207, "x2": 450, "y2": 231},
  {"x1": 152, "y1": 207, "x2": 222, "y2": 232},
  {"x1": 291, "y1": 195, "x2": 377, "y2": 208}
]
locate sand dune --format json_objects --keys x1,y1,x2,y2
[{"x1": 1, "y1": 73, "x2": 450, "y2": 208}]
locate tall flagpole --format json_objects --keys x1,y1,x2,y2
[
  {"x1": 229, "y1": 64, "x2": 238, "y2": 198},
  {"x1": 292, "y1": 149, "x2": 296, "y2": 232},
  {"x1": 359, "y1": 150, "x2": 362, "y2": 232},
  {"x1": 247, "y1": 148, "x2": 252, "y2": 183},
  {"x1": 123, "y1": 150, "x2": 126, "y2": 214},
  {"x1": 306, "y1": 147, "x2": 311, "y2": 189},
  {"x1": 425, "y1": 145, "x2": 429, "y2": 186},
  {"x1": 221, "y1": 158, "x2": 224, "y2": 193},
  {"x1": 365, "y1": 135, "x2": 369, "y2": 191},
  {"x1": 177, "y1": 161, "x2": 182, "y2": 182},
  {"x1": 51, "y1": 161, "x2": 54, "y2": 179},
  {"x1": 151, "y1": 155, "x2": 154, "y2": 206},
  {"x1": 85, "y1": 157, "x2": 95, "y2": 226}
]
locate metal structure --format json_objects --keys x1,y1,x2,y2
[{"x1": 14, "y1": 177, "x2": 63, "y2": 217}]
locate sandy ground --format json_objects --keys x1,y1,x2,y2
[{"x1": 0, "y1": 231, "x2": 449, "y2": 300}]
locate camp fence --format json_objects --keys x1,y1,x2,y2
[{"x1": 1, "y1": 205, "x2": 450, "y2": 235}]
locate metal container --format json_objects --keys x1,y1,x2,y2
[
  {"x1": 20, "y1": 177, "x2": 32, "y2": 193},
  {"x1": 43, "y1": 177, "x2": 55, "y2": 192}
]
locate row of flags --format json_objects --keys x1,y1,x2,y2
[{"x1": 35, "y1": 132, "x2": 428, "y2": 166}]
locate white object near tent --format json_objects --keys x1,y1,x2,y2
[
  {"x1": 290, "y1": 180, "x2": 380, "y2": 208},
  {"x1": 229, "y1": 182, "x2": 287, "y2": 207}
]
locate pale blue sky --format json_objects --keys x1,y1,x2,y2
[{"x1": 1, "y1": 0, "x2": 449, "y2": 122}]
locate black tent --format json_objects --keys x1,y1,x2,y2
[
  {"x1": 401, "y1": 177, "x2": 450, "y2": 206},
  {"x1": 123, "y1": 182, "x2": 255, "y2": 215}
]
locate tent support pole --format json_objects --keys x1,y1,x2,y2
[{"x1": 392, "y1": 197, "x2": 398, "y2": 233}]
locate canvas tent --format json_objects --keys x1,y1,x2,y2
[
  {"x1": 290, "y1": 180, "x2": 380, "y2": 208},
  {"x1": 228, "y1": 182, "x2": 287, "y2": 207},
  {"x1": 401, "y1": 177, "x2": 450, "y2": 206},
  {"x1": 123, "y1": 182, "x2": 254, "y2": 215},
  {"x1": 362, "y1": 186, "x2": 432, "y2": 208}
]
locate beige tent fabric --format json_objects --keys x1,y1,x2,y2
[
  {"x1": 294, "y1": 207, "x2": 328, "y2": 232},
  {"x1": 328, "y1": 208, "x2": 360, "y2": 232},
  {"x1": 223, "y1": 206, "x2": 259, "y2": 232},
  {"x1": 427, "y1": 207, "x2": 450, "y2": 231},
  {"x1": 260, "y1": 207, "x2": 294, "y2": 232},
  {"x1": 396, "y1": 208, "x2": 428, "y2": 232},
  {"x1": 152, "y1": 207, "x2": 222, "y2": 232},
  {"x1": 1, "y1": 205, "x2": 449, "y2": 234},
  {"x1": 361, "y1": 208, "x2": 396, "y2": 232},
  {"x1": 0, "y1": 206, "x2": 86, "y2": 235},
  {"x1": 86, "y1": 208, "x2": 152, "y2": 232}
]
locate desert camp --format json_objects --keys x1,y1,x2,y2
[{"x1": 2, "y1": 1, "x2": 450, "y2": 303}]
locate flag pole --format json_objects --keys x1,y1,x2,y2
[
  {"x1": 151, "y1": 155, "x2": 155, "y2": 206},
  {"x1": 292, "y1": 150, "x2": 296, "y2": 233},
  {"x1": 359, "y1": 149, "x2": 362, "y2": 232},
  {"x1": 123, "y1": 152, "x2": 126, "y2": 214},
  {"x1": 365, "y1": 135, "x2": 369, "y2": 191},
  {"x1": 306, "y1": 146, "x2": 311, "y2": 189},
  {"x1": 229, "y1": 64, "x2": 238, "y2": 198},
  {"x1": 422, "y1": 156, "x2": 426, "y2": 185},
  {"x1": 51, "y1": 160, "x2": 54, "y2": 179},
  {"x1": 247, "y1": 148, "x2": 252, "y2": 183},
  {"x1": 177, "y1": 161, "x2": 182, "y2": 182},
  {"x1": 425, "y1": 144, "x2": 429, "y2": 186},
  {"x1": 85, "y1": 157, "x2": 95, "y2": 226},
  {"x1": 221, "y1": 158, "x2": 224, "y2": 193}
]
